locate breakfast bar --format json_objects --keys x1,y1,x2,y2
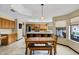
[{"x1": 26, "y1": 31, "x2": 53, "y2": 37}]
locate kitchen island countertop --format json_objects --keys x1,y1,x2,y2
[{"x1": 26, "y1": 31, "x2": 53, "y2": 34}]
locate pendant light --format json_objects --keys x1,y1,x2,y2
[{"x1": 41, "y1": 4, "x2": 45, "y2": 20}]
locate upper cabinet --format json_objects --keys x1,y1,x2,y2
[
  {"x1": 39, "y1": 24, "x2": 47, "y2": 30},
  {"x1": 2, "y1": 19, "x2": 10, "y2": 29},
  {"x1": 0, "y1": 18, "x2": 2, "y2": 28},
  {"x1": 1, "y1": 18, "x2": 6, "y2": 28},
  {"x1": 10, "y1": 21, "x2": 16, "y2": 29},
  {"x1": 0, "y1": 17, "x2": 16, "y2": 29},
  {"x1": 27, "y1": 24, "x2": 47, "y2": 31},
  {"x1": 5, "y1": 20, "x2": 10, "y2": 28}
]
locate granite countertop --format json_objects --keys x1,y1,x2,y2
[
  {"x1": 26, "y1": 30, "x2": 53, "y2": 34},
  {"x1": 0, "y1": 32, "x2": 17, "y2": 35}
]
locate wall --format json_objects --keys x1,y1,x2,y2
[
  {"x1": 16, "y1": 19, "x2": 23, "y2": 40},
  {"x1": 53, "y1": 10, "x2": 79, "y2": 53},
  {"x1": 55, "y1": 20, "x2": 66, "y2": 27},
  {"x1": 47, "y1": 22, "x2": 53, "y2": 30},
  {"x1": 68, "y1": 16, "x2": 79, "y2": 52},
  {"x1": 56, "y1": 18, "x2": 79, "y2": 52}
]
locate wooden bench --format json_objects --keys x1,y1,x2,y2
[{"x1": 28, "y1": 43, "x2": 53, "y2": 55}]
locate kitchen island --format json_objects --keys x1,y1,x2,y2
[{"x1": 26, "y1": 31, "x2": 53, "y2": 37}]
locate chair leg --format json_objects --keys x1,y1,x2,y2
[
  {"x1": 54, "y1": 48, "x2": 56, "y2": 55},
  {"x1": 48, "y1": 50, "x2": 50, "y2": 54},
  {"x1": 50, "y1": 49, "x2": 52, "y2": 55},
  {"x1": 30, "y1": 49, "x2": 32, "y2": 55},
  {"x1": 25, "y1": 48, "x2": 28, "y2": 55},
  {"x1": 54, "y1": 50, "x2": 56, "y2": 55}
]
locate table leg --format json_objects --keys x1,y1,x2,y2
[
  {"x1": 54, "y1": 47, "x2": 56, "y2": 55},
  {"x1": 25, "y1": 42, "x2": 28, "y2": 55},
  {"x1": 30, "y1": 49, "x2": 32, "y2": 55},
  {"x1": 48, "y1": 50, "x2": 50, "y2": 54},
  {"x1": 54, "y1": 42, "x2": 56, "y2": 55},
  {"x1": 25, "y1": 48, "x2": 28, "y2": 55},
  {"x1": 50, "y1": 49, "x2": 52, "y2": 55}
]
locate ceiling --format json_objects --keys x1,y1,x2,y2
[
  {"x1": 0, "y1": 4, "x2": 79, "y2": 22},
  {"x1": 23, "y1": 4, "x2": 79, "y2": 18}
]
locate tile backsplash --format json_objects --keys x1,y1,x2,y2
[{"x1": 0, "y1": 29, "x2": 12, "y2": 34}]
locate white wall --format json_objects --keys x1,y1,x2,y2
[
  {"x1": 16, "y1": 19, "x2": 23, "y2": 40},
  {"x1": 68, "y1": 16, "x2": 79, "y2": 52},
  {"x1": 0, "y1": 12, "x2": 14, "y2": 21},
  {"x1": 71, "y1": 16, "x2": 79, "y2": 23},
  {"x1": 56, "y1": 16, "x2": 79, "y2": 52},
  {"x1": 47, "y1": 22, "x2": 53, "y2": 30},
  {"x1": 55, "y1": 20, "x2": 66, "y2": 27}
]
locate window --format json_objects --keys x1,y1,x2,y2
[
  {"x1": 70, "y1": 24, "x2": 79, "y2": 42},
  {"x1": 56, "y1": 27, "x2": 66, "y2": 38}
]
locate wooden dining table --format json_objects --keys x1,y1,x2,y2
[{"x1": 25, "y1": 37, "x2": 57, "y2": 55}]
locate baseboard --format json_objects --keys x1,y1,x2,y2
[{"x1": 57, "y1": 43, "x2": 79, "y2": 54}]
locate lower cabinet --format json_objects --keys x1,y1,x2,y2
[
  {"x1": 1, "y1": 36, "x2": 8, "y2": 45},
  {"x1": 1, "y1": 33, "x2": 17, "y2": 45},
  {"x1": 27, "y1": 34, "x2": 52, "y2": 37}
]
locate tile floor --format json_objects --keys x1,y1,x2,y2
[{"x1": 0, "y1": 38, "x2": 78, "y2": 55}]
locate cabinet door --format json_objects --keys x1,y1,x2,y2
[
  {"x1": 13, "y1": 21, "x2": 16, "y2": 29},
  {"x1": 5, "y1": 20, "x2": 10, "y2": 28},
  {"x1": 0, "y1": 18, "x2": 2, "y2": 28},
  {"x1": 12, "y1": 34, "x2": 16, "y2": 42},
  {"x1": 0, "y1": 18, "x2": 16, "y2": 29},
  {"x1": 2, "y1": 19, "x2": 6, "y2": 29},
  {"x1": 8, "y1": 34, "x2": 12, "y2": 44},
  {"x1": 40, "y1": 24, "x2": 47, "y2": 30},
  {"x1": 8, "y1": 34, "x2": 17, "y2": 44},
  {"x1": 10, "y1": 21, "x2": 12, "y2": 29},
  {"x1": 31, "y1": 24, "x2": 35, "y2": 30},
  {"x1": 10, "y1": 21, "x2": 16, "y2": 29}
]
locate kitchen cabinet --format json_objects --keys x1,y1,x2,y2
[
  {"x1": 5, "y1": 20, "x2": 10, "y2": 28},
  {"x1": 1, "y1": 19, "x2": 6, "y2": 28},
  {"x1": 26, "y1": 24, "x2": 47, "y2": 31},
  {"x1": 8, "y1": 33, "x2": 17, "y2": 44},
  {"x1": 10, "y1": 21, "x2": 16, "y2": 29},
  {"x1": 0, "y1": 18, "x2": 2, "y2": 28},
  {"x1": 1, "y1": 36, "x2": 8, "y2": 45},
  {"x1": 0, "y1": 17, "x2": 16, "y2": 29},
  {"x1": 13, "y1": 21, "x2": 16, "y2": 29},
  {"x1": 1, "y1": 33, "x2": 17, "y2": 45},
  {"x1": 2, "y1": 19, "x2": 10, "y2": 29},
  {"x1": 31, "y1": 24, "x2": 35, "y2": 30},
  {"x1": 32, "y1": 24, "x2": 47, "y2": 31},
  {"x1": 40, "y1": 24, "x2": 47, "y2": 30}
]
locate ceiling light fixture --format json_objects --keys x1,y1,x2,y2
[{"x1": 41, "y1": 4, "x2": 45, "y2": 20}]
